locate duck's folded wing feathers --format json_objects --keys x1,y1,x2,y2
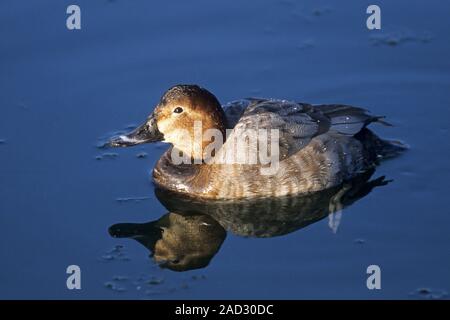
[
  {"x1": 224, "y1": 99, "x2": 330, "y2": 160},
  {"x1": 223, "y1": 99, "x2": 388, "y2": 160}
]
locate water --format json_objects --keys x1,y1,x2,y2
[{"x1": 1, "y1": 0, "x2": 449, "y2": 299}]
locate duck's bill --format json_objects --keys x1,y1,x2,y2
[{"x1": 107, "y1": 115, "x2": 163, "y2": 147}]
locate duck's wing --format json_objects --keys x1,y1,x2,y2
[
  {"x1": 223, "y1": 99, "x2": 387, "y2": 160},
  {"x1": 223, "y1": 99, "x2": 328, "y2": 160}
]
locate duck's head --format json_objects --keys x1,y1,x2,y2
[
  {"x1": 109, "y1": 212, "x2": 226, "y2": 272},
  {"x1": 108, "y1": 84, "x2": 227, "y2": 157}
]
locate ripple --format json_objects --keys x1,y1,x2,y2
[
  {"x1": 312, "y1": 6, "x2": 332, "y2": 17},
  {"x1": 99, "y1": 245, "x2": 130, "y2": 262},
  {"x1": 104, "y1": 281, "x2": 126, "y2": 292},
  {"x1": 136, "y1": 152, "x2": 148, "y2": 159},
  {"x1": 409, "y1": 287, "x2": 448, "y2": 300},
  {"x1": 115, "y1": 196, "x2": 150, "y2": 203},
  {"x1": 370, "y1": 30, "x2": 433, "y2": 47},
  {"x1": 146, "y1": 276, "x2": 165, "y2": 286},
  {"x1": 95, "y1": 152, "x2": 119, "y2": 160},
  {"x1": 353, "y1": 238, "x2": 366, "y2": 245}
]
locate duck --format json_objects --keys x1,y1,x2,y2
[{"x1": 107, "y1": 84, "x2": 405, "y2": 199}]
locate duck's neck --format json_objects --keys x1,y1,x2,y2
[
  {"x1": 170, "y1": 121, "x2": 229, "y2": 165},
  {"x1": 153, "y1": 147, "x2": 215, "y2": 196}
]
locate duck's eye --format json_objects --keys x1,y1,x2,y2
[
  {"x1": 171, "y1": 259, "x2": 180, "y2": 264},
  {"x1": 173, "y1": 107, "x2": 183, "y2": 114}
]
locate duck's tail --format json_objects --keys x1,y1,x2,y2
[
  {"x1": 355, "y1": 128, "x2": 408, "y2": 161},
  {"x1": 377, "y1": 138, "x2": 409, "y2": 159}
]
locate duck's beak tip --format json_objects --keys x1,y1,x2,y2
[{"x1": 105, "y1": 115, "x2": 163, "y2": 148}]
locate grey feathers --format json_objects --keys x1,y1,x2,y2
[{"x1": 223, "y1": 99, "x2": 386, "y2": 160}]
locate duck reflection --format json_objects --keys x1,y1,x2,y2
[
  {"x1": 109, "y1": 212, "x2": 226, "y2": 272},
  {"x1": 109, "y1": 169, "x2": 389, "y2": 271}
]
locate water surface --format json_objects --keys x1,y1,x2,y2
[{"x1": 1, "y1": 0, "x2": 449, "y2": 299}]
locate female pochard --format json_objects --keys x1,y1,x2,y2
[{"x1": 108, "y1": 84, "x2": 404, "y2": 199}]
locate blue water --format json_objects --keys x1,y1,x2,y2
[{"x1": 1, "y1": 0, "x2": 449, "y2": 299}]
